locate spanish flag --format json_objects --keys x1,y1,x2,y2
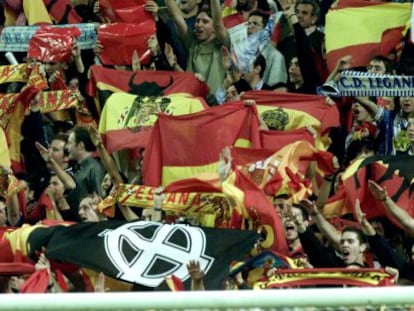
[
  {"x1": 99, "y1": 92, "x2": 208, "y2": 153},
  {"x1": 143, "y1": 102, "x2": 261, "y2": 187},
  {"x1": 222, "y1": 167, "x2": 289, "y2": 254},
  {"x1": 325, "y1": 1, "x2": 411, "y2": 72},
  {"x1": 241, "y1": 91, "x2": 339, "y2": 150},
  {"x1": 86, "y1": 65, "x2": 210, "y2": 110},
  {"x1": 232, "y1": 141, "x2": 318, "y2": 200}
]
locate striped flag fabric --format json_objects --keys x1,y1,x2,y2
[
  {"x1": 86, "y1": 65, "x2": 210, "y2": 108},
  {"x1": 98, "y1": 92, "x2": 208, "y2": 153},
  {"x1": 241, "y1": 91, "x2": 340, "y2": 150},
  {"x1": 143, "y1": 102, "x2": 261, "y2": 187},
  {"x1": 325, "y1": 0, "x2": 411, "y2": 72}
]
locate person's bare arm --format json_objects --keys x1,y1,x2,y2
[
  {"x1": 368, "y1": 180, "x2": 414, "y2": 236},
  {"x1": 165, "y1": 0, "x2": 188, "y2": 39},
  {"x1": 88, "y1": 126, "x2": 123, "y2": 185},
  {"x1": 300, "y1": 199, "x2": 341, "y2": 250},
  {"x1": 187, "y1": 260, "x2": 205, "y2": 290},
  {"x1": 211, "y1": 0, "x2": 230, "y2": 47},
  {"x1": 35, "y1": 142, "x2": 76, "y2": 190}
]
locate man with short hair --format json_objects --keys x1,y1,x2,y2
[
  {"x1": 66, "y1": 126, "x2": 105, "y2": 198},
  {"x1": 277, "y1": 0, "x2": 325, "y2": 60},
  {"x1": 167, "y1": 0, "x2": 231, "y2": 95},
  {"x1": 246, "y1": 10, "x2": 287, "y2": 86},
  {"x1": 47, "y1": 134, "x2": 70, "y2": 172},
  {"x1": 367, "y1": 55, "x2": 394, "y2": 75},
  {"x1": 238, "y1": 54, "x2": 273, "y2": 91},
  {"x1": 78, "y1": 195, "x2": 107, "y2": 222},
  {"x1": 282, "y1": 203, "x2": 310, "y2": 262}
]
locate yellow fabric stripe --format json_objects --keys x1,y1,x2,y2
[
  {"x1": 23, "y1": 0, "x2": 52, "y2": 25},
  {"x1": 4, "y1": 224, "x2": 46, "y2": 256},
  {"x1": 0, "y1": 128, "x2": 10, "y2": 167},
  {"x1": 257, "y1": 105, "x2": 321, "y2": 131},
  {"x1": 325, "y1": 3, "x2": 411, "y2": 52},
  {"x1": 99, "y1": 92, "x2": 206, "y2": 133},
  {"x1": 162, "y1": 162, "x2": 220, "y2": 186}
]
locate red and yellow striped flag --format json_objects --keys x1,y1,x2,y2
[
  {"x1": 99, "y1": 92, "x2": 208, "y2": 153},
  {"x1": 143, "y1": 102, "x2": 261, "y2": 187},
  {"x1": 241, "y1": 91, "x2": 339, "y2": 150},
  {"x1": 325, "y1": 1, "x2": 411, "y2": 72}
]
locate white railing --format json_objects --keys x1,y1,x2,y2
[{"x1": 2, "y1": 287, "x2": 414, "y2": 310}]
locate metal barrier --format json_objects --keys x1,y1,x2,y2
[{"x1": 2, "y1": 286, "x2": 414, "y2": 311}]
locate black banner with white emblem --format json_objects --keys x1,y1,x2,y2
[{"x1": 29, "y1": 221, "x2": 258, "y2": 289}]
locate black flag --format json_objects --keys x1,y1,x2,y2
[{"x1": 27, "y1": 221, "x2": 258, "y2": 289}]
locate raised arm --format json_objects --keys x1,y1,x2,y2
[
  {"x1": 88, "y1": 126, "x2": 123, "y2": 186},
  {"x1": 210, "y1": 0, "x2": 230, "y2": 47},
  {"x1": 165, "y1": 0, "x2": 188, "y2": 39},
  {"x1": 368, "y1": 180, "x2": 414, "y2": 236},
  {"x1": 187, "y1": 260, "x2": 205, "y2": 290},
  {"x1": 35, "y1": 142, "x2": 76, "y2": 190},
  {"x1": 300, "y1": 199, "x2": 341, "y2": 250}
]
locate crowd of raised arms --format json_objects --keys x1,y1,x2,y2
[{"x1": 0, "y1": 0, "x2": 413, "y2": 295}]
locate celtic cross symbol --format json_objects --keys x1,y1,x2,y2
[{"x1": 99, "y1": 221, "x2": 214, "y2": 287}]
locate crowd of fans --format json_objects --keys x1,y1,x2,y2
[{"x1": 0, "y1": 0, "x2": 413, "y2": 295}]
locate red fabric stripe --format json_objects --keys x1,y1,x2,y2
[
  {"x1": 335, "y1": 0, "x2": 386, "y2": 10},
  {"x1": 241, "y1": 91, "x2": 339, "y2": 135},
  {"x1": 87, "y1": 65, "x2": 209, "y2": 99},
  {"x1": 327, "y1": 26, "x2": 404, "y2": 72},
  {"x1": 260, "y1": 128, "x2": 315, "y2": 151},
  {"x1": 102, "y1": 127, "x2": 151, "y2": 154},
  {"x1": 143, "y1": 103, "x2": 261, "y2": 186}
]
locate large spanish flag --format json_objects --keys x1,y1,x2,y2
[
  {"x1": 325, "y1": 1, "x2": 411, "y2": 72},
  {"x1": 143, "y1": 102, "x2": 261, "y2": 187},
  {"x1": 86, "y1": 65, "x2": 209, "y2": 111},
  {"x1": 241, "y1": 91, "x2": 339, "y2": 150},
  {"x1": 98, "y1": 92, "x2": 208, "y2": 153}
]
